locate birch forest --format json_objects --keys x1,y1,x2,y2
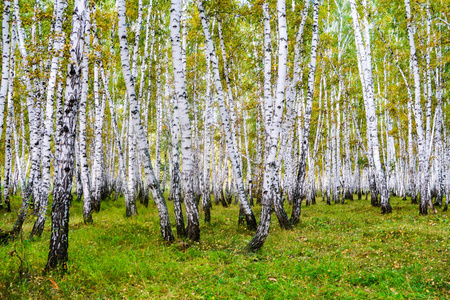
[{"x1": 0, "y1": 0, "x2": 449, "y2": 298}]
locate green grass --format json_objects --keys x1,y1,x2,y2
[{"x1": 1, "y1": 194, "x2": 449, "y2": 299}]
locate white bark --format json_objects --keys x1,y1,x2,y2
[
  {"x1": 79, "y1": 6, "x2": 93, "y2": 223},
  {"x1": 249, "y1": 0, "x2": 291, "y2": 251},
  {"x1": 404, "y1": 0, "x2": 433, "y2": 214},
  {"x1": 202, "y1": 45, "x2": 213, "y2": 221},
  {"x1": 47, "y1": 0, "x2": 87, "y2": 271},
  {"x1": 291, "y1": 0, "x2": 319, "y2": 222},
  {"x1": 170, "y1": 0, "x2": 200, "y2": 241},
  {"x1": 350, "y1": 0, "x2": 391, "y2": 213},
  {"x1": 2, "y1": 30, "x2": 15, "y2": 212},
  {"x1": 0, "y1": 1, "x2": 11, "y2": 167},
  {"x1": 116, "y1": 0, "x2": 174, "y2": 240},
  {"x1": 30, "y1": 0, "x2": 67, "y2": 238},
  {"x1": 92, "y1": 15, "x2": 106, "y2": 212},
  {"x1": 197, "y1": 0, "x2": 257, "y2": 230}
]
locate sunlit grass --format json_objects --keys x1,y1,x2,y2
[{"x1": 1, "y1": 194, "x2": 449, "y2": 299}]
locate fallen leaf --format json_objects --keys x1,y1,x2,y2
[{"x1": 49, "y1": 278, "x2": 59, "y2": 290}]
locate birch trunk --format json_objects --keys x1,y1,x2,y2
[
  {"x1": 350, "y1": 0, "x2": 391, "y2": 213},
  {"x1": 79, "y1": 7, "x2": 93, "y2": 224},
  {"x1": 434, "y1": 45, "x2": 444, "y2": 207},
  {"x1": 170, "y1": 0, "x2": 200, "y2": 241},
  {"x1": 248, "y1": 0, "x2": 291, "y2": 251},
  {"x1": 202, "y1": 46, "x2": 213, "y2": 222},
  {"x1": 404, "y1": 0, "x2": 433, "y2": 215},
  {"x1": 11, "y1": 0, "x2": 42, "y2": 234},
  {"x1": 117, "y1": 0, "x2": 174, "y2": 241},
  {"x1": 92, "y1": 18, "x2": 107, "y2": 211},
  {"x1": 2, "y1": 33, "x2": 15, "y2": 213},
  {"x1": 169, "y1": 101, "x2": 186, "y2": 237},
  {"x1": 197, "y1": 0, "x2": 257, "y2": 230},
  {"x1": 291, "y1": 0, "x2": 319, "y2": 224},
  {"x1": 46, "y1": 0, "x2": 87, "y2": 272},
  {"x1": 0, "y1": 0, "x2": 11, "y2": 210},
  {"x1": 30, "y1": 0, "x2": 66, "y2": 238}
]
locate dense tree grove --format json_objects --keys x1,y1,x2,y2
[{"x1": 0, "y1": 0, "x2": 449, "y2": 271}]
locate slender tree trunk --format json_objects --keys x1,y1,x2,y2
[
  {"x1": 169, "y1": 102, "x2": 186, "y2": 237},
  {"x1": 404, "y1": 0, "x2": 433, "y2": 215},
  {"x1": 92, "y1": 16, "x2": 106, "y2": 211},
  {"x1": 30, "y1": 0, "x2": 67, "y2": 238},
  {"x1": 197, "y1": 0, "x2": 257, "y2": 231},
  {"x1": 202, "y1": 45, "x2": 213, "y2": 222},
  {"x1": 46, "y1": 0, "x2": 87, "y2": 272},
  {"x1": 79, "y1": 7, "x2": 93, "y2": 224},
  {"x1": 434, "y1": 44, "x2": 444, "y2": 207},
  {"x1": 291, "y1": 0, "x2": 319, "y2": 224},
  {"x1": 350, "y1": 0, "x2": 391, "y2": 213},
  {"x1": 0, "y1": 0, "x2": 11, "y2": 210},
  {"x1": 170, "y1": 0, "x2": 200, "y2": 241},
  {"x1": 2, "y1": 32, "x2": 15, "y2": 213},
  {"x1": 248, "y1": 0, "x2": 291, "y2": 251},
  {"x1": 117, "y1": 0, "x2": 174, "y2": 240},
  {"x1": 11, "y1": 0, "x2": 41, "y2": 234}
]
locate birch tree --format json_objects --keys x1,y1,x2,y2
[
  {"x1": 30, "y1": 0, "x2": 67, "y2": 238},
  {"x1": 248, "y1": 0, "x2": 290, "y2": 251},
  {"x1": 291, "y1": 0, "x2": 319, "y2": 224},
  {"x1": 116, "y1": 0, "x2": 174, "y2": 240},
  {"x1": 350, "y1": 0, "x2": 391, "y2": 213},
  {"x1": 404, "y1": 0, "x2": 434, "y2": 215},
  {"x1": 46, "y1": 0, "x2": 87, "y2": 271},
  {"x1": 170, "y1": 0, "x2": 200, "y2": 241},
  {"x1": 0, "y1": 0, "x2": 11, "y2": 210},
  {"x1": 197, "y1": 0, "x2": 257, "y2": 231}
]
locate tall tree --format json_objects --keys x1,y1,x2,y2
[
  {"x1": 116, "y1": 0, "x2": 174, "y2": 240},
  {"x1": 170, "y1": 0, "x2": 200, "y2": 241},
  {"x1": 46, "y1": 0, "x2": 87, "y2": 272},
  {"x1": 350, "y1": 0, "x2": 391, "y2": 213},
  {"x1": 0, "y1": 0, "x2": 11, "y2": 210},
  {"x1": 291, "y1": 0, "x2": 320, "y2": 224},
  {"x1": 404, "y1": 0, "x2": 434, "y2": 215},
  {"x1": 248, "y1": 0, "x2": 291, "y2": 251},
  {"x1": 30, "y1": 0, "x2": 67, "y2": 238},
  {"x1": 197, "y1": 0, "x2": 257, "y2": 231}
]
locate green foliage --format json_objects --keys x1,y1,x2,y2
[{"x1": 1, "y1": 196, "x2": 448, "y2": 299}]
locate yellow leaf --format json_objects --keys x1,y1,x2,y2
[{"x1": 49, "y1": 278, "x2": 59, "y2": 290}]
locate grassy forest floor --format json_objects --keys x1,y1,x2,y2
[{"x1": 0, "y1": 193, "x2": 449, "y2": 299}]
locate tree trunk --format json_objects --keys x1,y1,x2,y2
[
  {"x1": 79, "y1": 7, "x2": 93, "y2": 224},
  {"x1": 404, "y1": 0, "x2": 433, "y2": 215},
  {"x1": 91, "y1": 17, "x2": 107, "y2": 211},
  {"x1": 291, "y1": 0, "x2": 319, "y2": 224},
  {"x1": 350, "y1": 0, "x2": 391, "y2": 213},
  {"x1": 2, "y1": 33, "x2": 15, "y2": 213},
  {"x1": 197, "y1": 0, "x2": 257, "y2": 231},
  {"x1": 30, "y1": 0, "x2": 67, "y2": 238},
  {"x1": 117, "y1": 0, "x2": 174, "y2": 241},
  {"x1": 248, "y1": 0, "x2": 291, "y2": 251},
  {"x1": 170, "y1": 0, "x2": 200, "y2": 241},
  {"x1": 0, "y1": 0, "x2": 11, "y2": 210},
  {"x1": 46, "y1": 0, "x2": 87, "y2": 272}
]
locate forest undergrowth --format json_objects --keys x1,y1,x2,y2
[{"x1": 0, "y1": 194, "x2": 448, "y2": 299}]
